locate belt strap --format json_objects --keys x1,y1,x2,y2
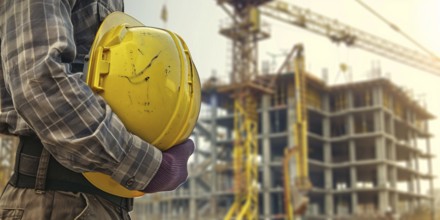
[
  {"x1": 35, "y1": 149, "x2": 50, "y2": 192},
  {"x1": 10, "y1": 135, "x2": 133, "y2": 211}
]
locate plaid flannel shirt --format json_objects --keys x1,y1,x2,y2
[{"x1": 0, "y1": 0, "x2": 162, "y2": 191}]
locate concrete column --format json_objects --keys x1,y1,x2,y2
[
  {"x1": 349, "y1": 141, "x2": 356, "y2": 163},
  {"x1": 407, "y1": 153, "x2": 414, "y2": 190},
  {"x1": 376, "y1": 136, "x2": 389, "y2": 213},
  {"x1": 375, "y1": 138, "x2": 387, "y2": 175},
  {"x1": 407, "y1": 150, "x2": 416, "y2": 211},
  {"x1": 378, "y1": 192, "x2": 390, "y2": 215},
  {"x1": 426, "y1": 134, "x2": 435, "y2": 220},
  {"x1": 189, "y1": 135, "x2": 199, "y2": 220},
  {"x1": 414, "y1": 146, "x2": 421, "y2": 195},
  {"x1": 374, "y1": 95, "x2": 387, "y2": 177},
  {"x1": 410, "y1": 129, "x2": 421, "y2": 203},
  {"x1": 389, "y1": 142, "x2": 398, "y2": 213},
  {"x1": 373, "y1": 85, "x2": 383, "y2": 107},
  {"x1": 322, "y1": 93, "x2": 330, "y2": 112},
  {"x1": 347, "y1": 90, "x2": 354, "y2": 109},
  {"x1": 151, "y1": 199, "x2": 160, "y2": 220},
  {"x1": 209, "y1": 93, "x2": 218, "y2": 216},
  {"x1": 326, "y1": 193, "x2": 334, "y2": 217},
  {"x1": 390, "y1": 192, "x2": 398, "y2": 215},
  {"x1": 374, "y1": 110, "x2": 385, "y2": 134},
  {"x1": 372, "y1": 86, "x2": 389, "y2": 213},
  {"x1": 345, "y1": 91, "x2": 354, "y2": 138},
  {"x1": 351, "y1": 191, "x2": 358, "y2": 215},
  {"x1": 323, "y1": 119, "x2": 331, "y2": 163},
  {"x1": 323, "y1": 116, "x2": 333, "y2": 217},
  {"x1": 347, "y1": 114, "x2": 355, "y2": 135},
  {"x1": 349, "y1": 139, "x2": 358, "y2": 214},
  {"x1": 322, "y1": 94, "x2": 333, "y2": 216},
  {"x1": 345, "y1": 89, "x2": 358, "y2": 215},
  {"x1": 168, "y1": 201, "x2": 173, "y2": 219},
  {"x1": 261, "y1": 95, "x2": 272, "y2": 219},
  {"x1": 387, "y1": 88, "x2": 399, "y2": 215}
]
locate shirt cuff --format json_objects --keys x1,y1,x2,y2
[{"x1": 111, "y1": 135, "x2": 162, "y2": 191}]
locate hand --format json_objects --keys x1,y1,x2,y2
[{"x1": 142, "y1": 139, "x2": 195, "y2": 193}]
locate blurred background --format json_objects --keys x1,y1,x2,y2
[{"x1": 1, "y1": 0, "x2": 439, "y2": 219}]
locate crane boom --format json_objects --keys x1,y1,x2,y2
[{"x1": 260, "y1": 1, "x2": 440, "y2": 76}]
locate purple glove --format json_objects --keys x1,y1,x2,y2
[{"x1": 142, "y1": 139, "x2": 195, "y2": 193}]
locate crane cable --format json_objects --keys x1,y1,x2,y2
[{"x1": 354, "y1": 0, "x2": 440, "y2": 61}]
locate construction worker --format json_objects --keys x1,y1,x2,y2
[{"x1": 0, "y1": 1, "x2": 197, "y2": 219}]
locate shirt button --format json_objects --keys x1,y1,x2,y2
[{"x1": 126, "y1": 177, "x2": 135, "y2": 186}]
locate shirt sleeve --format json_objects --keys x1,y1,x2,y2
[{"x1": 0, "y1": 0, "x2": 161, "y2": 191}]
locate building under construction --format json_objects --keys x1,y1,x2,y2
[
  {"x1": 131, "y1": 0, "x2": 438, "y2": 219},
  {"x1": 0, "y1": 0, "x2": 436, "y2": 219},
  {"x1": 132, "y1": 73, "x2": 435, "y2": 219}
]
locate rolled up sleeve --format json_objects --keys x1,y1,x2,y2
[{"x1": 0, "y1": 0, "x2": 161, "y2": 190}]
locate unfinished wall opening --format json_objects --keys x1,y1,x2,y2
[
  {"x1": 394, "y1": 120, "x2": 410, "y2": 143},
  {"x1": 330, "y1": 116, "x2": 347, "y2": 137},
  {"x1": 353, "y1": 111, "x2": 375, "y2": 134},
  {"x1": 271, "y1": 192, "x2": 285, "y2": 216},
  {"x1": 395, "y1": 143, "x2": 412, "y2": 168},
  {"x1": 309, "y1": 142, "x2": 324, "y2": 161},
  {"x1": 331, "y1": 141, "x2": 350, "y2": 163},
  {"x1": 268, "y1": 108, "x2": 287, "y2": 133},
  {"x1": 355, "y1": 138, "x2": 376, "y2": 161},
  {"x1": 270, "y1": 142, "x2": 285, "y2": 161},
  {"x1": 357, "y1": 191, "x2": 379, "y2": 215},
  {"x1": 308, "y1": 110, "x2": 323, "y2": 135},
  {"x1": 334, "y1": 193, "x2": 352, "y2": 215},
  {"x1": 271, "y1": 79, "x2": 288, "y2": 107},
  {"x1": 353, "y1": 89, "x2": 373, "y2": 108},
  {"x1": 330, "y1": 92, "x2": 347, "y2": 112},
  {"x1": 384, "y1": 113, "x2": 393, "y2": 135},
  {"x1": 385, "y1": 139, "x2": 394, "y2": 160},
  {"x1": 270, "y1": 166, "x2": 284, "y2": 188},
  {"x1": 309, "y1": 193, "x2": 325, "y2": 215},
  {"x1": 307, "y1": 86, "x2": 323, "y2": 111},
  {"x1": 333, "y1": 168, "x2": 350, "y2": 190},
  {"x1": 357, "y1": 166, "x2": 378, "y2": 188},
  {"x1": 310, "y1": 166, "x2": 325, "y2": 188}
]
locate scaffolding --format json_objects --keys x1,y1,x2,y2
[{"x1": 133, "y1": 75, "x2": 436, "y2": 219}]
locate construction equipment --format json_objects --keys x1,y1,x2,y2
[
  {"x1": 84, "y1": 12, "x2": 201, "y2": 198},
  {"x1": 260, "y1": 0, "x2": 440, "y2": 76},
  {"x1": 260, "y1": 42, "x2": 312, "y2": 219},
  {"x1": 217, "y1": 0, "x2": 271, "y2": 219},
  {"x1": 259, "y1": 3, "x2": 440, "y2": 216},
  {"x1": 283, "y1": 44, "x2": 312, "y2": 220},
  {"x1": 215, "y1": 1, "x2": 440, "y2": 219}
]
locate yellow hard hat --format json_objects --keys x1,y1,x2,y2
[{"x1": 83, "y1": 12, "x2": 201, "y2": 198}]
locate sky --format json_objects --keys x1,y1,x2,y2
[{"x1": 124, "y1": 0, "x2": 440, "y2": 191}]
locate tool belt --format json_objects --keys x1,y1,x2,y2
[{"x1": 9, "y1": 135, "x2": 133, "y2": 211}]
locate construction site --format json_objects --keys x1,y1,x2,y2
[
  {"x1": 0, "y1": 0, "x2": 439, "y2": 220},
  {"x1": 129, "y1": 0, "x2": 439, "y2": 219},
  {"x1": 132, "y1": 75, "x2": 435, "y2": 219}
]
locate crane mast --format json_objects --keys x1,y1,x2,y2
[{"x1": 217, "y1": 0, "x2": 270, "y2": 219}]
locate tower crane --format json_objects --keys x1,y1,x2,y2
[
  {"x1": 260, "y1": 0, "x2": 440, "y2": 76},
  {"x1": 260, "y1": 1, "x2": 440, "y2": 219},
  {"x1": 216, "y1": 1, "x2": 271, "y2": 219},
  {"x1": 215, "y1": 0, "x2": 440, "y2": 219}
]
